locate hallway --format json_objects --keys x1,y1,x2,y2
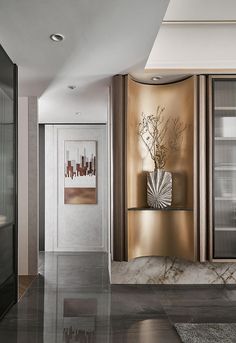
[{"x1": 0, "y1": 253, "x2": 236, "y2": 342}]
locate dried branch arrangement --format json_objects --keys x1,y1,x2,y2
[{"x1": 138, "y1": 106, "x2": 186, "y2": 170}]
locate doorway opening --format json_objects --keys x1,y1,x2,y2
[{"x1": 38, "y1": 124, "x2": 110, "y2": 268}]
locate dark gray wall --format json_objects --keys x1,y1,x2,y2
[
  {"x1": 39, "y1": 125, "x2": 45, "y2": 251},
  {"x1": 28, "y1": 97, "x2": 38, "y2": 275}
]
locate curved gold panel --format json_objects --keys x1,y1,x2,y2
[
  {"x1": 128, "y1": 210, "x2": 194, "y2": 261},
  {"x1": 126, "y1": 76, "x2": 198, "y2": 261},
  {"x1": 127, "y1": 76, "x2": 195, "y2": 209}
]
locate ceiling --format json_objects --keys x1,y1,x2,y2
[
  {"x1": 163, "y1": 0, "x2": 236, "y2": 21},
  {"x1": 146, "y1": 0, "x2": 236, "y2": 73},
  {"x1": 3, "y1": 1, "x2": 234, "y2": 120},
  {"x1": 0, "y1": 0, "x2": 169, "y2": 99}
]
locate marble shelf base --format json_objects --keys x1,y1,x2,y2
[{"x1": 112, "y1": 256, "x2": 236, "y2": 284}]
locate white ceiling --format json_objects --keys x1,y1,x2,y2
[
  {"x1": 146, "y1": 0, "x2": 236, "y2": 73},
  {"x1": 0, "y1": 0, "x2": 169, "y2": 98},
  {"x1": 2, "y1": 0, "x2": 236, "y2": 119},
  {"x1": 164, "y1": 0, "x2": 236, "y2": 21},
  {"x1": 5, "y1": 0, "x2": 235, "y2": 120}
]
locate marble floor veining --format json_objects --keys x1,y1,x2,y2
[{"x1": 1, "y1": 252, "x2": 236, "y2": 342}]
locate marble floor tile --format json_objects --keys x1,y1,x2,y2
[
  {"x1": 164, "y1": 305, "x2": 236, "y2": 324},
  {"x1": 153, "y1": 285, "x2": 229, "y2": 306},
  {"x1": 1, "y1": 252, "x2": 236, "y2": 342},
  {"x1": 111, "y1": 285, "x2": 165, "y2": 318}
]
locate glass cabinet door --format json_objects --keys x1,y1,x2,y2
[
  {"x1": 212, "y1": 77, "x2": 236, "y2": 258},
  {"x1": 0, "y1": 46, "x2": 17, "y2": 318}
]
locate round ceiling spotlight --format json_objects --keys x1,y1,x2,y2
[
  {"x1": 50, "y1": 33, "x2": 65, "y2": 42},
  {"x1": 151, "y1": 76, "x2": 163, "y2": 81},
  {"x1": 68, "y1": 85, "x2": 77, "y2": 90}
]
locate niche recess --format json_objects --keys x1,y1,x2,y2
[{"x1": 112, "y1": 75, "x2": 200, "y2": 262}]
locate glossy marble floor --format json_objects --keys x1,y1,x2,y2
[
  {"x1": 18, "y1": 275, "x2": 37, "y2": 300},
  {"x1": 0, "y1": 252, "x2": 236, "y2": 342}
]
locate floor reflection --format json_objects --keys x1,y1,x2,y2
[
  {"x1": 0, "y1": 252, "x2": 182, "y2": 343},
  {"x1": 63, "y1": 299, "x2": 97, "y2": 343},
  {"x1": 41, "y1": 253, "x2": 111, "y2": 343},
  {"x1": 63, "y1": 326, "x2": 95, "y2": 343},
  {"x1": 63, "y1": 298, "x2": 96, "y2": 342},
  {"x1": 126, "y1": 319, "x2": 179, "y2": 343}
]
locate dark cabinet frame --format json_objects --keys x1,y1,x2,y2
[
  {"x1": 208, "y1": 75, "x2": 236, "y2": 262},
  {"x1": 0, "y1": 45, "x2": 18, "y2": 318}
]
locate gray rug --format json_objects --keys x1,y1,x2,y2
[{"x1": 175, "y1": 323, "x2": 236, "y2": 343}]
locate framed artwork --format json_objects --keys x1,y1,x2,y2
[{"x1": 64, "y1": 140, "x2": 97, "y2": 204}]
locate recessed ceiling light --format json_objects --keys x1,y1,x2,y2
[
  {"x1": 50, "y1": 33, "x2": 65, "y2": 42},
  {"x1": 68, "y1": 85, "x2": 77, "y2": 90},
  {"x1": 151, "y1": 76, "x2": 163, "y2": 81}
]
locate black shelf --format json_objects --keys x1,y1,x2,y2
[{"x1": 128, "y1": 207, "x2": 193, "y2": 211}]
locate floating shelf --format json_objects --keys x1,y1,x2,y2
[
  {"x1": 215, "y1": 227, "x2": 236, "y2": 232},
  {"x1": 128, "y1": 207, "x2": 193, "y2": 211},
  {"x1": 215, "y1": 166, "x2": 236, "y2": 171},
  {"x1": 215, "y1": 107, "x2": 236, "y2": 111},
  {"x1": 215, "y1": 137, "x2": 236, "y2": 141}
]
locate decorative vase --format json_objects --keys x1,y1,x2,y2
[{"x1": 147, "y1": 169, "x2": 172, "y2": 209}]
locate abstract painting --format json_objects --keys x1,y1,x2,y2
[{"x1": 64, "y1": 140, "x2": 96, "y2": 204}]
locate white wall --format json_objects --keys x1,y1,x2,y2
[
  {"x1": 45, "y1": 125, "x2": 108, "y2": 252},
  {"x1": 18, "y1": 87, "x2": 112, "y2": 275},
  {"x1": 18, "y1": 97, "x2": 28, "y2": 275}
]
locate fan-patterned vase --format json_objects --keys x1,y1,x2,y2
[{"x1": 147, "y1": 170, "x2": 172, "y2": 209}]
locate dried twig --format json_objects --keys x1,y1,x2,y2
[{"x1": 138, "y1": 106, "x2": 186, "y2": 169}]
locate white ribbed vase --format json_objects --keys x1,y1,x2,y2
[{"x1": 147, "y1": 170, "x2": 172, "y2": 209}]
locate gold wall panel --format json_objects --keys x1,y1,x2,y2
[
  {"x1": 127, "y1": 76, "x2": 195, "y2": 209},
  {"x1": 128, "y1": 210, "x2": 194, "y2": 261},
  {"x1": 126, "y1": 76, "x2": 198, "y2": 261}
]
